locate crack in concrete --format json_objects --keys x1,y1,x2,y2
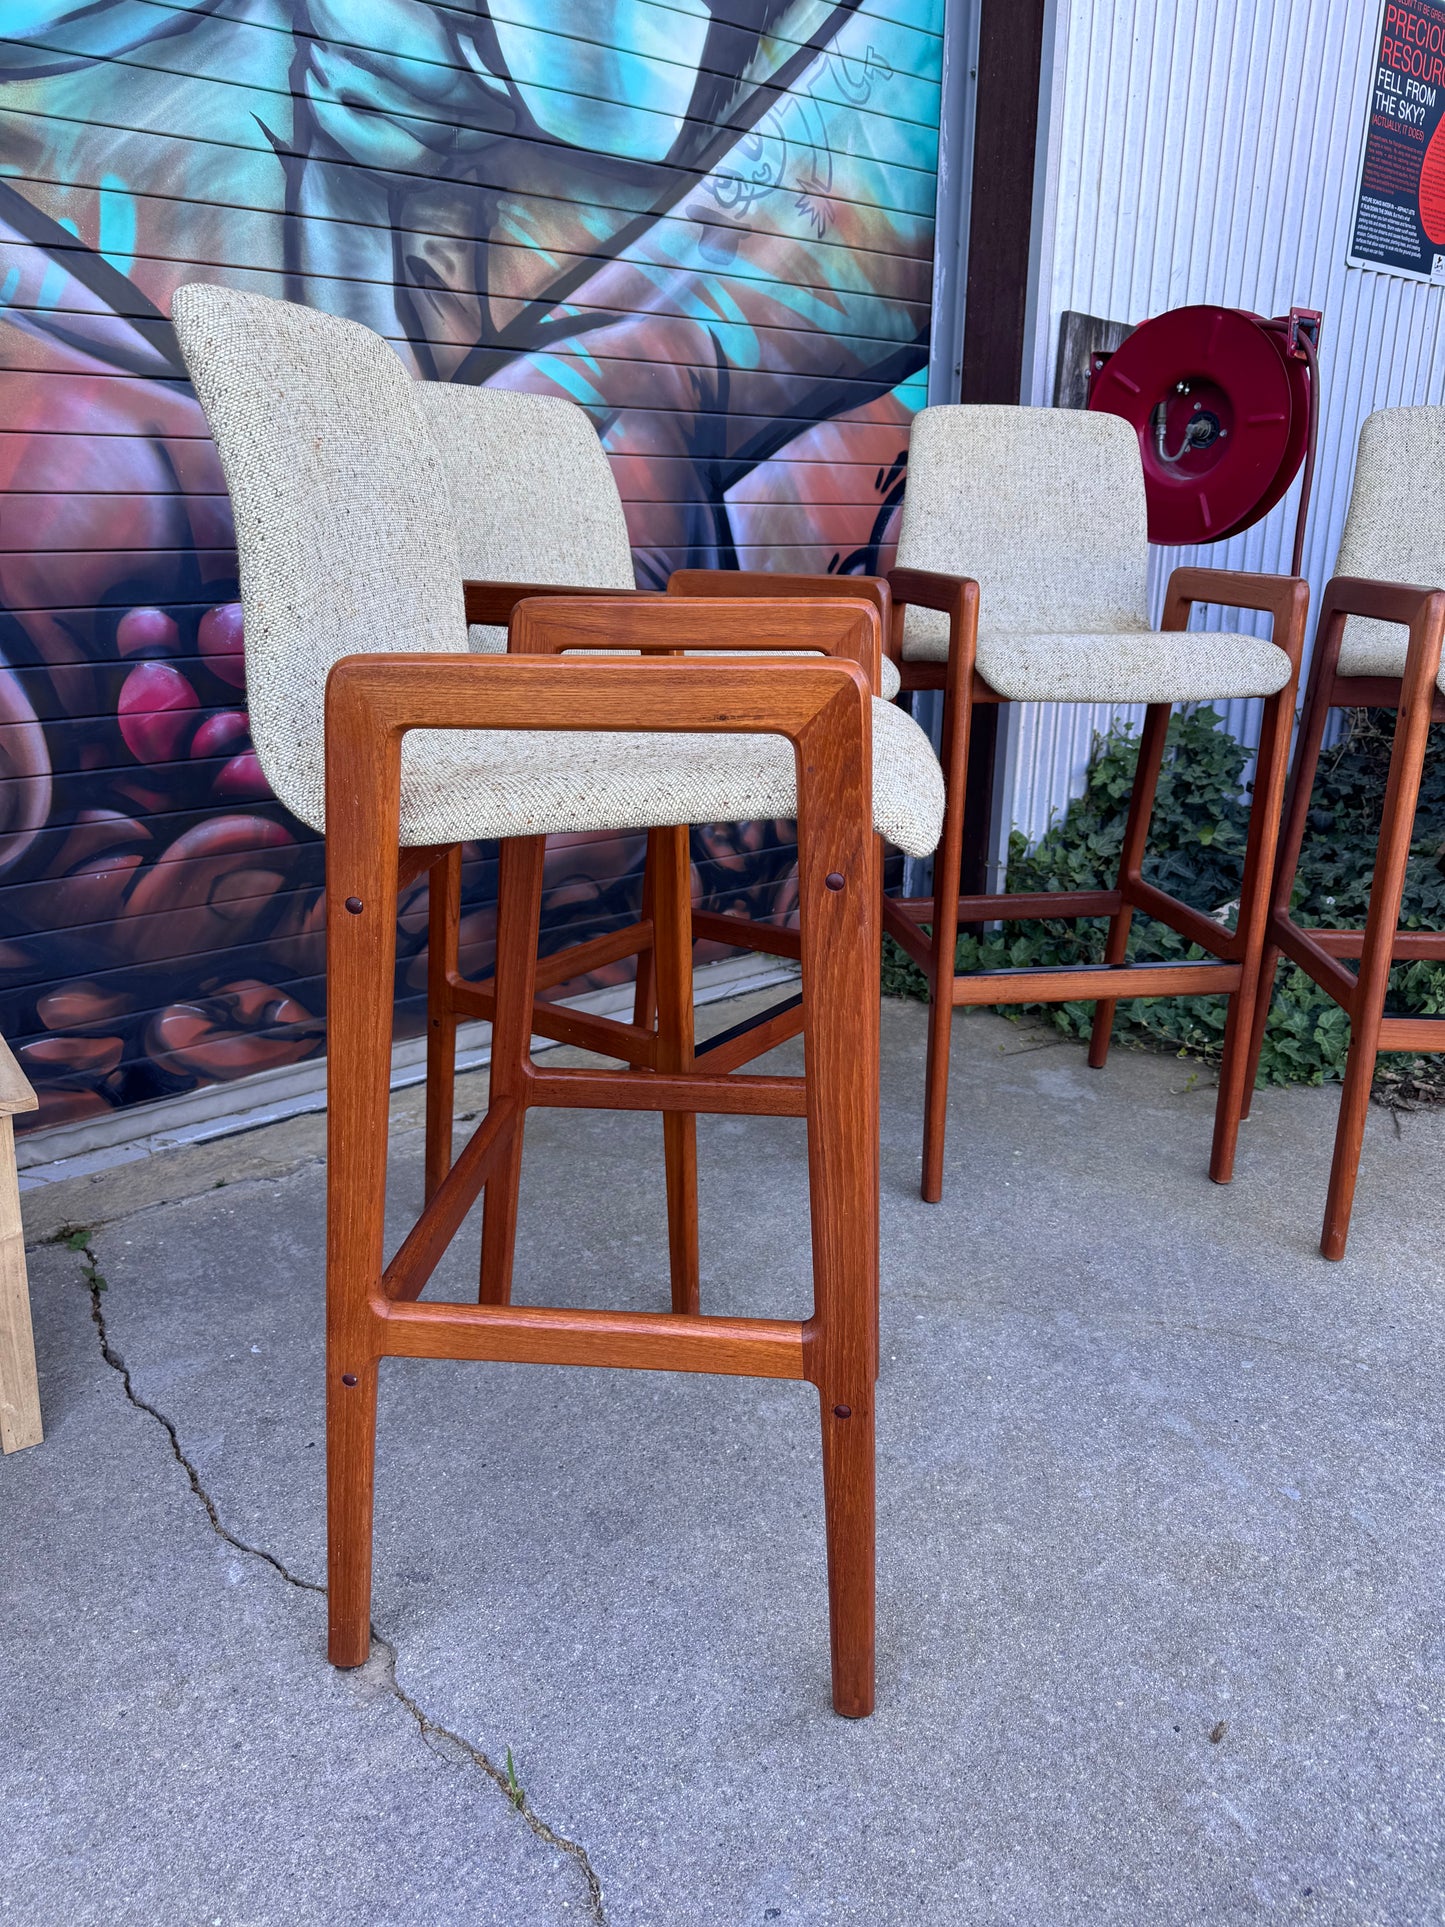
[{"x1": 59, "y1": 1226, "x2": 607, "y2": 1926}]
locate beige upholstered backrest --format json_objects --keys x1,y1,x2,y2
[
  {"x1": 415, "y1": 386, "x2": 635, "y2": 651},
  {"x1": 896, "y1": 404, "x2": 1152, "y2": 644},
  {"x1": 170, "y1": 283, "x2": 468, "y2": 831},
  {"x1": 1335, "y1": 405, "x2": 1445, "y2": 673}
]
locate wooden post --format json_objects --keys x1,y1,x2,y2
[{"x1": 0, "y1": 1037, "x2": 41, "y2": 1454}]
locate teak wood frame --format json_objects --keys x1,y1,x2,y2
[
  {"x1": 1240, "y1": 576, "x2": 1445, "y2": 1260},
  {"x1": 0, "y1": 1034, "x2": 41, "y2": 1454},
  {"x1": 328, "y1": 599, "x2": 884, "y2": 1718},
  {"x1": 881, "y1": 565, "x2": 1310, "y2": 1202}
]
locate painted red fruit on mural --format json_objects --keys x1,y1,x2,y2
[
  {"x1": 190, "y1": 710, "x2": 251, "y2": 761},
  {"x1": 19, "y1": 1034, "x2": 124, "y2": 1077},
  {"x1": 115, "y1": 818, "x2": 303, "y2": 979},
  {"x1": 198, "y1": 601, "x2": 247, "y2": 689},
  {"x1": 147, "y1": 979, "x2": 320, "y2": 1081},
  {"x1": 212, "y1": 751, "x2": 268, "y2": 801},
  {"x1": 118, "y1": 660, "x2": 200, "y2": 763},
  {"x1": 116, "y1": 606, "x2": 182, "y2": 658},
  {"x1": 35, "y1": 983, "x2": 131, "y2": 1032}
]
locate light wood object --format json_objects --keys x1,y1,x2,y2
[{"x1": 0, "y1": 1037, "x2": 41, "y2": 1454}]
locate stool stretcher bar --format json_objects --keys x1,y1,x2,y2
[{"x1": 374, "y1": 1301, "x2": 807, "y2": 1379}]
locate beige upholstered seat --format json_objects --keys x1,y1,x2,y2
[
  {"x1": 896, "y1": 405, "x2": 1293, "y2": 703},
  {"x1": 1334, "y1": 405, "x2": 1445, "y2": 686},
  {"x1": 418, "y1": 381, "x2": 903, "y2": 701},
  {"x1": 171, "y1": 285, "x2": 940, "y2": 857}
]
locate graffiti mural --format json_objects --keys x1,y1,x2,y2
[{"x1": 0, "y1": 0, "x2": 942, "y2": 1130}]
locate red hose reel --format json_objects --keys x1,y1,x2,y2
[{"x1": 1087, "y1": 304, "x2": 1322, "y2": 571}]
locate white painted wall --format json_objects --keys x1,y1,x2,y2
[{"x1": 1004, "y1": 0, "x2": 1445, "y2": 848}]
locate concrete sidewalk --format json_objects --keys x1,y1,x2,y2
[{"x1": 3, "y1": 997, "x2": 1443, "y2": 1926}]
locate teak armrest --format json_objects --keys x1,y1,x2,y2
[
  {"x1": 462, "y1": 579, "x2": 643, "y2": 627},
  {"x1": 885, "y1": 567, "x2": 982, "y2": 686},
  {"x1": 325, "y1": 649, "x2": 873, "y2": 750},
  {"x1": 668, "y1": 570, "x2": 892, "y2": 679},
  {"x1": 1161, "y1": 567, "x2": 1311, "y2": 666},
  {"x1": 1315, "y1": 574, "x2": 1445, "y2": 628},
  {"x1": 886, "y1": 567, "x2": 979, "y2": 616},
  {"x1": 669, "y1": 569, "x2": 888, "y2": 612},
  {"x1": 1306, "y1": 575, "x2": 1445, "y2": 707},
  {"x1": 886, "y1": 564, "x2": 981, "y2": 637},
  {"x1": 886, "y1": 566, "x2": 981, "y2": 633},
  {"x1": 509, "y1": 593, "x2": 883, "y2": 689}
]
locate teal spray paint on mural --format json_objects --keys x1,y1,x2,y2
[{"x1": 96, "y1": 173, "x2": 135, "y2": 274}]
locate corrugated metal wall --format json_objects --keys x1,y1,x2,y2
[{"x1": 1007, "y1": 0, "x2": 1445, "y2": 846}]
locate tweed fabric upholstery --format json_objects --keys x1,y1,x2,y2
[
  {"x1": 417, "y1": 382, "x2": 902, "y2": 698},
  {"x1": 897, "y1": 405, "x2": 1151, "y2": 654},
  {"x1": 402, "y1": 696, "x2": 942, "y2": 856},
  {"x1": 895, "y1": 403, "x2": 1289, "y2": 702},
  {"x1": 171, "y1": 283, "x2": 469, "y2": 832},
  {"x1": 172, "y1": 285, "x2": 941, "y2": 855},
  {"x1": 962, "y1": 630, "x2": 1293, "y2": 704},
  {"x1": 1335, "y1": 406, "x2": 1445, "y2": 686},
  {"x1": 414, "y1": 385, "x2": 636, "y2": 654}
]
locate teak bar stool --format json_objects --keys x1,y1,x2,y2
[
  {"x1": 172, "y1": 283, "x2": 945, "y2": 1717},
  {"x1": 1242, "y1": 405, "x2": 1445, "y2": 1260},
  {"x1": 413, "y1": 382, "x2": 913, "y2": 1314},
  {"x1": 881, "y1": 404, "x2": 1310, "y2": 1202}
]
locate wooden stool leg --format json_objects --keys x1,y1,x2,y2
[
  {"x1": 652, "y1": 824, "x2": 699, "y2": 1315},
  {"x1": 1322, "y1": 681, "x2": 1434, "y2": 1259},
  {"x1": 633, "y1": 830, "x2": 659, "y2": 1034},
  {"x1": 1088, "y1": 702, "x2": 1170, "y2": 1070},
  {"x1": 921, "y1": 674, "x2": 972, "y2": 1204},
  {"x1": 424, "y1": 846, "x2": 462, "y2": 1205},
  {"x1": 819, "y1": 1380, "x2": 875, "y2": 1718},
  {"x1": 479, "y1": 836, "x2": 546, "y2": 1305},
  {"x1": 1211, "y1": 683, "x2": 1295, "y2": 1180},
  {"x1": 1241, "y1": 654, "x2": 1336, "y2": 1119},
  {"x1": 1324, "y1": 1013, "x2": 1385, "y2": 1262},
  {"x1": 1238, "y1": 937, "x2": 1282, "y2": 1125},
  {"x1": 802, "y1": 824, "x2": 881, "y2": 1718},
  {"x1": 0, "y1": 1115, "x2": 42, "y2": 1455},
  {"x1": 326, "y1": 1350, "x2": 379, "y2": 1667},
  {"x1": 1209, "y1": 686, "x2": 1302, "y2": 1179},
  {"x1": 325, "y1": 825, "x2": 400, "y2": 1668}
]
